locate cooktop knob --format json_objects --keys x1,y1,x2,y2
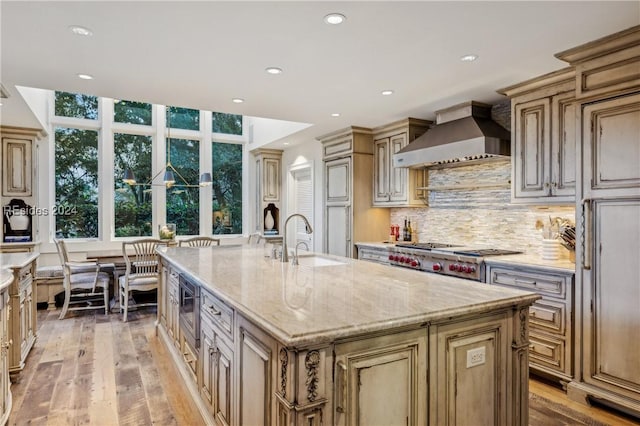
[
  {"x1": 449, "y1": 264, "x2": 455, "y2": 271},
  {"x1": 399, "y1": 256, "x2": 405, "y2": 263},
  {"x1": 461, "y1": 265, "x2": 469, "y2": 273},
  {"x1": 411, "y1": 260, "x2": 418, "y2": 267},
  {"x1": 388, "y1": 254, "x2": 394, "y2": 261},
  {"x1": 433, "y1": 263, "x2": 442, "y2": 271}
]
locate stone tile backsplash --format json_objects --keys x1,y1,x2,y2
[{"x1": 390, "y1": 160, "x2": 576, "y2": 257}]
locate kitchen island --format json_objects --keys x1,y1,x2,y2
[{"x1": 157, "y1": 245, "x2": 539, "y2": 426}]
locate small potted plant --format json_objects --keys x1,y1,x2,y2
[{"x1": 159, "y1": 224, "x2": 176, "y2": 241}]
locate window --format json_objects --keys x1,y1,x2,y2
[
  {"x1": 166, "y1": 138, "x2": 200, "y2": 235},
  {"x1": 212, "y1": 112, "x2": 243, "y2": 135},
  {"x1": 55, "y1": 91, "x2": 98, "y2": 119},
  {"x1": 54, "y1": 127, "x2": 99, "y2": 238},
  {"x1": 114, "y1": 133, "x2": 153, "y2": 237},
  {"x1": 212, "y1": 142, "x2": 243, "y2": 234},
  {"x1": 167, "y1": 106, "x2": 199, "y2": 131},
  {"x1": 114, "y1": 100, "x2": 152, "y2": 125}
]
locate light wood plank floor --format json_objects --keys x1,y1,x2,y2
[{"x1": 9, "y1": 308, "x2": 640, "y2": 425}]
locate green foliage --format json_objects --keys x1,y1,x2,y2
[
  {"x1": 166, "y1": 138, "x2": 200, "y2": 235},
  {"x1": 212, "y1": 112, "x2": 243, "y2": 135},
  {"x1": 114, "y1": 100, "x2": 152, "y2": 125},
  {"x1": 54, "y1": 127, "x2": 99, "y2": 238},
  {"x1": 167, "y1": 106, "x2": 199, "y2": 130},
  {"x1": 114, "y1": 133, "x2": 153, "y2": 236},
  {"x1": 55, "y1": 91, "x2": 98, "y2": 119},
  {"x1": 212, "y1": 143, "x2": 242, "y2": 234}
]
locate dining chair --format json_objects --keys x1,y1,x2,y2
[
  {"x1": 54, "y1": 239, "x2": 110, "y2": 319},
  {"x1": 119, "y1": 238, "x2": 162, "y2": 322},
  {"x1": 178, "y1": 236, "x2": 221, "y2": 247}
]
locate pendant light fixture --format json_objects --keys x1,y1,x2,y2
[{"x1": 123, "y1": 106, "x2": 213, "y2": 188}]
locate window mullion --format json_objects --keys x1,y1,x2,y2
[
  {"x1": 100, "y1": 98, "x2": 115, "y2": 241},
  {"x1": 201, "y1": 110, "x2": 213, "y2": 235}
]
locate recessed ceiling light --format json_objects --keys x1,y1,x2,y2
[
  {"x1": 331, "y1": 113, "x2": 341, "y2": 117},
  {"x1": 324, "y1": 13, "x2": 346, "y2": 25},
  {"x1": 265, "y1": 67, "x2": 283, "y2": 75},
  {"x1": 460, "y1": 54, "x2": 478, "y2": 62},
  {"x1": 283, "y1": 142, "x2": 290, "y2": 146},
  {"x1": 381, "y1": 90, "x2": 394, "y2": 96},
  {"x1": 77, "y1": 73, "x2": 94, "y2": 80},
  {"x1": 0, "y1": 102, "x2": 3, "y2": 106},
  {"x1": 69, "y1": 25, "x2": 93, "y2": 36},
  {"x1": 232, "y1": 98, "x2": 244, "y2": 103}
]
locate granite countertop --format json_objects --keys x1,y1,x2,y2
[
  {"x1": 0, "y1": 251, "x2": 39, "y2": 269},
  {"x1": 158, "y1": 245, "x2": 539, "y2": 347},
  {"x1": 0, "y1": 269, "x2": 13, "y2": 292},
  {"x1": 482, "y1": 254, "x2": 575, "y2": 274}
]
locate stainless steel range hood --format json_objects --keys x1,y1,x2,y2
[{"x1": 393, "y1": 101, "x2": 510, "y2": 168}]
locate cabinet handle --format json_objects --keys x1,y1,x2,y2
[
  {"x1": 207, "y1": 305, "x2": 222, "y2": 316},
  {"x1": 336, "y1": 360, "x2": 347, "y2": 413},
  {"x1": 581, "y1": 198, "x2": 592, "y2": 270}
]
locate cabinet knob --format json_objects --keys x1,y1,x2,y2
[{"x1": 207, "y1": 305, "x2": 222, "y2": 316}]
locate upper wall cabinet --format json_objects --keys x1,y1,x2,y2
[
  {"x1": 372, "y1": 118, "x2": 432, "y2": 207},
  {"x1": 1, "y1": 127, "x2": 38, "y2": 197},
  {"x1": 498, "y1": 68, "x2": 576, "y2": 205},
  {"x1": 252, "y1": 148, "x2": 283, "y2": 234}
]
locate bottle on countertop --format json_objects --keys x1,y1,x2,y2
[
  {"x1": 407, "y1": 219, "x2": 412, "y2": 242},
  {"x1": 389, "y1": 225, "x2": 396, "y2": 243},
  {"x1": 403, "y1": 218, "x2": 410, "y2": 241}
]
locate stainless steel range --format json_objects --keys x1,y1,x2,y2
[{"x1": 388, "y1": 242, "x2": 521, "y2": 281}]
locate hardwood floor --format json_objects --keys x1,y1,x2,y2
[
  {"x1": 9, "y1": 308, "x2": 203, "y2": 425},
  {"x1": 9, "y1": 308, "x2": 639, "y2": 425}
]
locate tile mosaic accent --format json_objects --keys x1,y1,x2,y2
[{"x1": 391, "y1": 160, "x2": 575, "y2": 257}]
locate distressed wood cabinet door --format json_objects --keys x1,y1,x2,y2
[
  {"x1": 2, "y1": 135, "x2": 32, "y2": 196},
  {"x1": 0, "y1": 289, "x2": 9, "y2": 425},
  {"x1": 334, "y1": 329, "x2": 427, "y2": 426},
  {"x1": 579, "y1": 93, "x2": 640, "y2": 403},
  {"x1": 373, "y1": 137, "x2": 390, "y2": 203}
]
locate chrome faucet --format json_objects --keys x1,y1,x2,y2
[
  {"x1": 282, "y1": 214, "x2": 313, "y2": 262},
  {"x1": 291, "y1": 241, "x2": 310, "y2": 265}
]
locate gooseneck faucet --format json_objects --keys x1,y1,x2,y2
[{"x1": 281, "y1": 213, "x2": 313, "y2": 262}]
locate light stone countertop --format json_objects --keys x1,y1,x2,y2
[
  {"x1": 483, "y1": 253, "x2": 575, "y2": 274},
  {"x1": 0, "y1": 269, "x2": 12, "y2": 292},
  {"x1": 0, "y1": 252, "x2": 39, "y2": 269},
  {"x1": 158, "y1": 245, "x2": 539, "y2": 347}
]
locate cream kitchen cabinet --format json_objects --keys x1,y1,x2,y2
[
  {"x1": 1, "y1": 252, "x2": 38, "y2": 382},
  {"x1": 485, "y1": 262, "x2": 575, "y2": 386},
  {"x1": 252, "y1": 149, "x2": 283, "y2": 234},
  {"x1": 0, "y1": 276, "x2": 11, "y2": 426},
  {"x1": 372, "y1": 118, "x2": 431, "y2": 207},
  {"x1": 555, "y1": 25, "x2": 640, "y2": 415},
  {"x1": 200, "y1": 288, "x2": 235, "y2": 426},
  {"x1": 498, "y1": 67, "x2": 576, "y2": 204},
  {"x1": 319, "y1": 127, "x2": 389, "y2": 258},
  {"x1": 334, "y1": 329, "x2": 428, "y2": 426},
  {"x1": 1, "y1": 127, "x2": 36, "y2": 197},
  {"x1": 160, "y1": 266, "x2": 180, "y2": 348}
]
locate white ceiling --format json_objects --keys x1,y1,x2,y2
[{"x1": 1, "y1": 1, "x2": 639, "y2": 147}]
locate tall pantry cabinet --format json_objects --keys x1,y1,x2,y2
[
  {"x1": 318, "y1": 127, "x2": 389, "y2": 258},
  {"x1": 556, "y1": 26, "x2": 640, "y2": 415}
]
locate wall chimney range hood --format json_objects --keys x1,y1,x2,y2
[{"x1": 393, "y1": 101, "x2": 510, "y2": 168}]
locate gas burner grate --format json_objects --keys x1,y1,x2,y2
[
  {"x1": 395, "y1": 242, "x2": 460, "y2": 250},
  {"x1": 453, "y1": 249, "x2": 522, "y2": 257}
]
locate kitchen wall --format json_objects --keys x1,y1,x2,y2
[{"x1": 391, "y1": 160, "x2": 575, "y2": 257}]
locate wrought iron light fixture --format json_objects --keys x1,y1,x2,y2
[{"x1": 122, "y1": 109, "x2": 213, "y2": 188}]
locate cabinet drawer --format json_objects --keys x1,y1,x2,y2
[
  {"x1": 530, "y1": 299, "x2": 566, "y2": 335},
  {"x1": 487, "y1": 267, "x2": 568, "y2": 298},
  {"x1": 529, "y1": 332, "x2": 565, "y2": 372},
  {"x1": 201, "y1": 290, "x2": 234, "y2": 341}
]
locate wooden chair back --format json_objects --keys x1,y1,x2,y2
[
  {"x1": 122, "y1": 238, "x2": 162, "y2": 279},
  {"x1": 179, "y1": 236, "x2": 221, "y2": 247}
]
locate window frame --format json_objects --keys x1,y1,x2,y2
[{"x1": 47, "y1": 93, "x2": 247, "y2": 244}]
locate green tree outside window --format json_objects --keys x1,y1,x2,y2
[{"x1": 55, "y1": 127, "x2": 99, "y2": 238}]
